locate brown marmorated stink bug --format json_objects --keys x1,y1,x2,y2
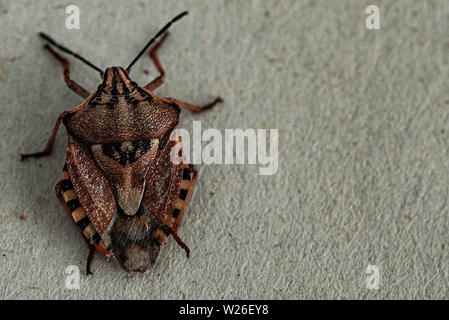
[{"x1": 21, "y1": 11, "x2": 222, "y2": 274}]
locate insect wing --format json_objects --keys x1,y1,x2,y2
[{"x1": 66, "y1": 135, "x2": 117, "y2": 248}]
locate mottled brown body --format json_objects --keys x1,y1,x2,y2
[{"x1": 22, "y1": 12, "x2": 222, "y2": 273}]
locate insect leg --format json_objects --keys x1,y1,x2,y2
[
  {"x1": 21, "y1": 111, "x2": 68, "y2": 161},
  {"x1": 171, "y1": 231, "x2": 190, "y2": 258},
  {"x1": 142, "y1": 32, "x2": 170, "y2": 92},
  {"x1": 43, "y1": 44, "x2": 90, "y2": 99},
  {"x1": 164, "y1": 97, "x2": 223, "y2": 114},
  {"x1": 86, "y1": 244, "x2": 95, "y2": 276}
]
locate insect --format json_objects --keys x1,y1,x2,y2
[{"x1": 21, "y1": 11, "x2": 222, "y2": 274}]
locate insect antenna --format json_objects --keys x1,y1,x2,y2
[
  {"x1": 39, "y1": 32, "x2": 104, "y2": 75},
  {"x1": 126, "y1": 11, "x2": 188, "y2": 73}
]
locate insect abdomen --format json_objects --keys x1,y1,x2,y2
[{"x1": 61, "y1": 164, "x2": 109, "y2": 254}]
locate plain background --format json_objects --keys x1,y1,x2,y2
[{"x1": 1, "y1": 0, "x2": 448, "y2": 299}]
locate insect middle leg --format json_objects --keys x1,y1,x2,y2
[
  {"x1": 43, "y1": 44, "x2": 90, "y2": 99},
  {"x1": 21, "y1": 111, "x2": 68, "y2": 161},
  {"x1": 164, "y1": 97, "x2": 223, "y2": 114}
]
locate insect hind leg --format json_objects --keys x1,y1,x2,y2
[
  {"x1": 86, "y1": 244, "x2": 95, "y2": 275},
  {"x1": 170, "y1": 231, "x2": 190, "y2": 258}
]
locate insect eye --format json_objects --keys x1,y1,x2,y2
[{"x1": 92, "y1": 139, "x2": 158, "y2": 166}]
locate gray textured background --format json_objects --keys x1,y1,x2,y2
[{"x1": 1, "y1": 0, "x2": 448, "y2": 299}]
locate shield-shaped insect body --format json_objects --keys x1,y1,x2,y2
[{"x1": 21, "y1": 12, "x2": 222, "y2": 273}]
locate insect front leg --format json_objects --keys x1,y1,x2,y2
[
  {"x1": 142, "y1": 32, "x2": 223, "y2": 113},
  {"x1": 43, "y1": 43, "x2": 90, "y2": 99},
  {"x1": 21, "y1": 111, "x2": 68, "y2": 161},
  {"x1": 143, "y1": 32, "x2": 170, "y2": 92}
]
